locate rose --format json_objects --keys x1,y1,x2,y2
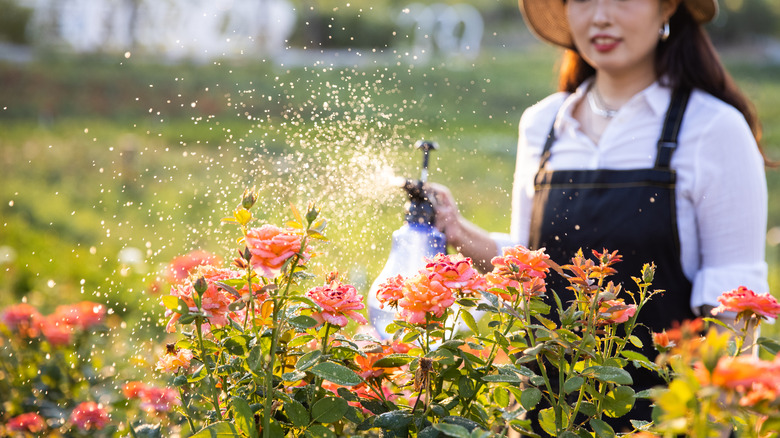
[
  {"x1": 165, "y1": 250, "x2": 222, "y2": 284},
  {"x1": 1, "y1": 303, "x2": 43, "y2": 338},
  {"x1": 41, "y1": 316, "x2": 73, "y2": 346},
  {"x1": 156, "y1": 346, "x2": 194, "y2": 373},
  {"x1": 396, "y1": 272, "x2": 455, "y2": 325},
  {"x1": 306, "y1": 279, "x2": 367, "y2": 327},
  {"x1": 69, "y1": 401, "x2": 110, "y2": 431},
  {"x1": 7, "y1": 412, "x2": 46, "y2": 433},
  {"x1": 139, "y1": 386, "x2": 181, "y2": 414},
  {"x1": 424, "y1": 253, "x2": 485, "y2": 296},
  {"x1": 164, "y1": 265, "x2": 242, "y2": 333},
  {"x1": 123, "y1": 381, "x2": 148, "y2": 399},
  {"x1": 711, "y1": 286, "x2": 780, "y2": 320},
  {"x1": 245, "y1": 225, "x2": 308, "y2": 277},
  {"x1": 596, "y1": 298, "x2": 637, "y2": 325},
  {"x1": 485, "y1": 245, "x2": 549, "y2": 301},
  {"x1": 51, "y1": 301, "x2": 106, "y2": 330},
  {"x1": 375, "y1": 274, "x2": 405, "y2": 309}
]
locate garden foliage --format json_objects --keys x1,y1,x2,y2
[{"x1": 2, "y1": 189, "x2": 780, "y2": 437}]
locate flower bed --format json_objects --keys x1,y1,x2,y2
[{"x1": 2, "y1": 189, "x2": 780, "y2": 437}]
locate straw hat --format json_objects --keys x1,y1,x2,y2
[{"x1": 518, "y1": 0, "x2": 718, "y2": 49}]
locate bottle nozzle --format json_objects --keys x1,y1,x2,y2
[{"x1": 415, "y1": 140, "x2": 438, "y2": 183}]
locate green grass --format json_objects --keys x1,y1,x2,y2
[{"x1": 1, "y1": 45, "x2": 779, "y2": 346}]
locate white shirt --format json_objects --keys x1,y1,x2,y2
[{"x1": 492, "y1": 80, "x2": 769, "y2": 311}]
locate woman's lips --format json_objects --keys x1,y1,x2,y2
[{"x1": 591, "y1": 36, "x2": 620, "y2": 52}]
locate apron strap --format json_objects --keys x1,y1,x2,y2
[
  {"x1": 538, "y1": 121, "x2": 557, "y2": 171},
  {"x1": 654, "y1": 88, "x2": 691, "y2": 169}
]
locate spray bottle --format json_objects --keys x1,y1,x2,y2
[{"x1": 367, "y1": 140, "x2": 446, "y2": 339}]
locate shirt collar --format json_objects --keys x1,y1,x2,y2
[{"x1": 555, "y1": 78, "x2": 673, "y2": 133}]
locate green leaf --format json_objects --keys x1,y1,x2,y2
[
  {"x1": 589, "y1": 418, "x2": 615, "y2": 438},
  {"x1": 493, "y1": 387, "x2": 510, "y2": 408},
  {"x1": 628, "y1": 335, "x2": 643, "y2": 348},
  {"x1": 603, "y1": 386, "x2": 635, "y2": 418},
  {"x1": 758, "y1": 336, "x2": 780, "y2": 355},
  {"x1": 520, "y1": 387, "x2": 542, "y2": 411},
  {"x1": 305, "y1": 424, "x2": 337, "y2": 438},
  {"x1": 458, "y1": 375, "x2": 476, "y2": 399},
  {"x1": 288, "y1": 334, "x2": 316, "y2": 348},
  {"x1": 231, "y1": 397, "x2": 259, "y2": 438},
  {"x1": 289, "y1": 315, "x2": 319, "y2": 330},
  {"x1": 189, "y1": 422, "x2": 241, "y2": 437},
  {"x1": 373, "y1": 410, "x2": 413, "y2": 430},
  {"x1": 461, "y1": 311, "x2": 479, "y2": 334},
  {"x1": 296, "y1": 350, "x2": 322, "y2": 371},
  {"x1": 564, "y1": 376, "x2": 584, "y2": 394},
  {"x1": 223, "y1": 335, "x2": 250, "y2": 356},
  {"x1": 284, "y1": 399, "x2": 309, "y2": 427},
  {"x1": 281, "y1": 370, "x2": 307, "y2": 382},
  {"x1": 441, "y1": 416, "x2": 481, "y2": 432},
  {"x1": 310, "y1": 362, "x2": 363, "y2": 386},
  {"x1": 311, "y1": 397, "x2": 348, "y2": 424},
  {"x1": 538, "y1": 408, "x2": 556, "y2": 437},
  {"x1": 481, "y1": 374, "x2": 522, "y2": 383},
  {"x1": 581, "y1": 366, "x2": 633, "y2": 385},
  {"x1": 432, "y1": 423, "x2": 470, "y2": 438},
  {"x1": 372, "y1": 354, "x2": 414, "y2": 368}
]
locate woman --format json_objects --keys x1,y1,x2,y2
[{"x1": 431, "y1": 0, "x2": 770, "y2": 431}]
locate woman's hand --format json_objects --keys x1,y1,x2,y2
[
  {"x1": 424, "y1": 182, "x2": 498, "y2": 272},
  {"x1": 426, "y1": 182, "x2": 463, "y2": 245}
]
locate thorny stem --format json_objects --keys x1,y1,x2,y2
[{"x1": 178, "y1": 384, "x2": 198, "y2": 433}]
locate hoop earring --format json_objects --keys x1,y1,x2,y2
[{"x1": 660, "y1": 21, "x2": 670, "y2": 42}]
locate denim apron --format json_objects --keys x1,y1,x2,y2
[{"x1": 528, "y1": 88, "x2": 696, "y2": 432}]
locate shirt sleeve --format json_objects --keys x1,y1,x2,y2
[{"x1": 688, "y1": 102, "x2": 769, "y2": 311}]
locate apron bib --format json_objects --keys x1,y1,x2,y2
[{"x1": 528, "y1": 88, "x2": 695, "y2": 431}]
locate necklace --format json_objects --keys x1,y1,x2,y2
[{"x1": 587, "y1": 85, "x2": 619, "y2": 118}]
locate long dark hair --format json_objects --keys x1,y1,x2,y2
[{"x1": 557, "y1": 5, "x2": 771, "y2": 163}]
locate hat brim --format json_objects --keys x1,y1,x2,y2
[{"x1": 519, "y1": 0, "x2": 718, "y2": 50}]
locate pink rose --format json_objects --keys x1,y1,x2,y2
[
  {"x1": 69, "y1": 402, "x2": 110, "y2": 431},
  {"x1": 307, "y1": 281, "x2": 367, "y2": 327},
  {"x1": 164, "y1": 265, "x2": 242, "y2": 333},
  {"x1": 375, "y1": 274, "x2": 405, "y2": 309},
  {"x1": 41, "y1": 316, "x2": 73, "y2": 347},
  {"x1": 711, "y1": 286, "x2": 780, "y2": 320},
  {"x1": 51, "y1": 301, "x2": 105, "y2": 330},
  {"x1": 1, "y1": 303, "x2": 43, "y2": 338},
  {"x1": 245, "y1": 225, "x2": 308, "y2": 277},
  {"x1": 425, "y1": 253, "x2": 485, "y2": 296},
  {"x1": 166, "y1": 250, "x2": 222, "y2": 284},
  {"x1": 139, "y1": 386, "x2": 180, "y2": 414},
  {"x1": 7, "y1": 412, "x2": 47, "y2": 433}
]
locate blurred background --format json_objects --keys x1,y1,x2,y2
[{"x1": 1, "y1": 0, "x2": 779, "y2": 348}]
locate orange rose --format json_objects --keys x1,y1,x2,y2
[
  {"x1": 164, "y1": 265, "x2": 245, "y2": 333},
  {"x1": 156, "y1": 347, "x2": 194, "y2": 373},
  {"x1": 712, "y1": 286, "x2": 780, "y2": 320},
  {"x1": 397, "y1": 272, "x2": 455, "y2": 325},
  {"x1": 1, "y1": 303, "x2": 43, "y2": 338},
  {"x1": 245, "y1": 225, "x2": 308, "y2": 277},
  {"x1": 596, "y1": 299, "x2": 637, "y2": 325},
  {"x1": 51, "y1": 301, "x2": 105, "y2": 330},
  {"x1": 486, "y1": 245, "x2": 549, "y2": 301},
  {"x1": 165, "y1": 250, "x2": 222, "y2": 284}
]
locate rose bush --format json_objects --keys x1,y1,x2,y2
[{"x1": 2, "y1": 188, "x2": 779, "y2": 438}]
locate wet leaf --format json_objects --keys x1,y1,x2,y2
[
  {"x1": 374, "y1": 411, "x2": 413, "y2": 430},
  {"x1": 289, "y1": 315, "x2": 319, "y2": 330},
  {"x1": 284, "y1": 399, "x2": 309, "y2": 427},
  {"x1": 311, "y1": 397, "x2": 348, "y2": 424},
  {"x1": 581, "y1": 366, "x2": 633, "y2": 385},
  {"x1": 231, "y1": 397, "x2": 259, "y2": 438},
  {"x1": 372, "y1": 354, "x2": 414, "y2": 368},
  {"x1": 520, "y1": 387, "x2": 542, "y2": 411},
  {"x1": 564, "y1": 376, "x2": 584, "y2": 394},
  {"x1": 310, "y1": 362, "x2": 362, "y2": 386},
  {"x1": 432, "y1": 423, "x2": 470, "y2": 438},
  {"x1": 295, "y1": 350, "x2": 322, "y2": 371},
  {"x1": 589, "y1": 418, "x2": 615, "y2": 437}
]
